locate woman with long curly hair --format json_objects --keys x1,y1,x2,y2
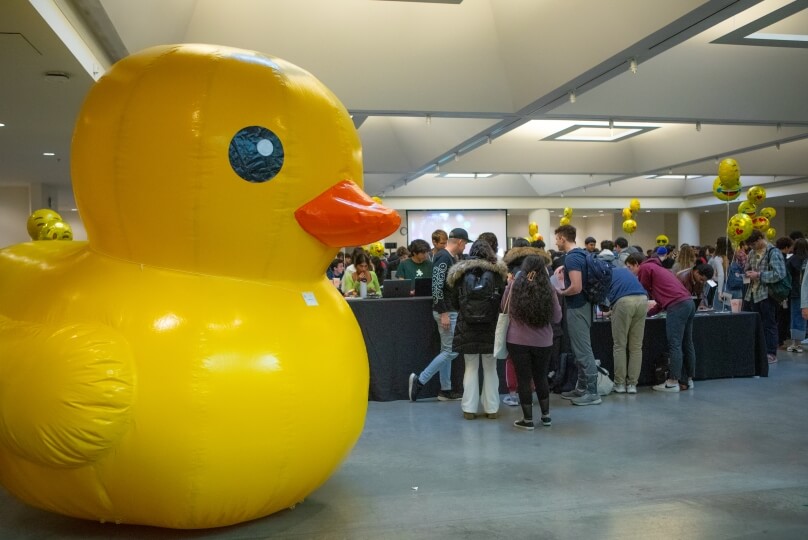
[{"x1": 501, "y1": 255, "x2": 561, "y2": 430}]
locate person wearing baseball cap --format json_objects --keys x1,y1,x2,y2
[
  {"x1": 449, "y1": 228, "x2": 473, "y2": 242},
  {"x1": 409, "y1": 227, "x2": 471, "y2": 402}
]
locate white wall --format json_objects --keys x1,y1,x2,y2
[{"x1": 0, "y1": 186, "x2": 31, "y2": 248}]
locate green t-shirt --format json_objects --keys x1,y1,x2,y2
[{"x1": 397, "y1": 259, "x2": 433, "y2": 281}]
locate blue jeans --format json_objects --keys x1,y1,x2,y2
[
  {"x1": 665, "y1": 299, "x2": 696, "y2": 383},
  {"x1": 419, "y1": 311, "x2": 459, "y2": 390},
  {"x1": 790, "y1": 299, "x2": 807, "y2": 341},
  {"x1": 566, "y1": 302, "x2": 597, "y2": 394}
]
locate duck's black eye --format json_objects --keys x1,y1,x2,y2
[{"x1": 229, "y1": 126, "x2": 284, "y2": 183}]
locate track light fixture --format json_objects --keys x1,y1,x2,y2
[
  {"x1": 426, "y1": 114, "x2": 431, "y2": 126},
  {"x1": 696, "y1": 121, "x2": 702, "y2": 132},
  {"x1": 569, "y1": 90, "x2": 576, "y2": 104},
  {"x1": 629, "y1": 58, "x2": 638, "y2": 74}
]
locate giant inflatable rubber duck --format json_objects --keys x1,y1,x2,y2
[{"x1": 0, "y1": 44, "x2": 399, "y2": 529}]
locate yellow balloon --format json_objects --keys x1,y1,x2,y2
[
  {"x1": 37, "y1": 220, "x2": 73, "y2": 241},
  {"x1": 26, "y1": 209, "x2": 63, "y2": 240},
  {"x1": 738, "y1": 200, "x2": 757, "y2": 217},
  {"x1": 0, "y1": 44, "x2": 403, "y2": 529},
  {"x1": 747, "y1": 185, "x2": 766, "y2": 205},
  {"x1": 727, "y1": 213, "x2": 753, "y2": 243},
  {"x1": 563, "y1": 207, "x2": 573, "y2": 218},
  {"x1": 366, "y1": 241, "x2": 385, "y2": 258},
  {"x1": 528, "y1": 222, "x2": 538, "y2": 236},
  {"x1": 559, "y1": 216, "x2": 571, "y2": 226},
  {"x1": 629, "y1": 198, "x2": 641, "y2": 212},
  {"x1": 712, "y1": 177, "x2": 741, "y2": 202},
  {"x1": 622, "y1": 219, "x2": 637, "y2": 234},
  {"x1": 760, "y1": 207, "x2": 776, "y2": 220},
  {"x1": 656, "y1": 234, "x2": 669, "y2": 246},
  {"x1": 718, "y1": 158, "x2": 740, "y2": 187},
  {"x1": 622, "y1": 207, "x2": 633, "y2": 220},
  {"x1": 371, "y1": 196, "x2": 383, "y2": 205},
  {"x1": 766, "y1": 227, "x2": 777, "y2": 241},
  {"x1": 752, "y1": 216, "x2": 770, "y2": 231}
]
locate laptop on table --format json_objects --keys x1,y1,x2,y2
[{"x1": 382, "y1": 279, "x2": 413, "y2": 298}]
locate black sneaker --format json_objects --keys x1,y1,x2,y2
[
  {"x1": 514, "y1": 419, "x2": 534, "y2": 431},
  {"x1": 437, "y1": 390, "x2": 462, "y2": 401},
  {"x1": 408, "y1": 373, "x2": 424, "y2": 402},
  {"x1": 541, "y1": 416, "x2": 552, "y2": 427}
]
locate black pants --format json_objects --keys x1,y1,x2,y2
[{"x1": 508, "y1": 342, "x2": 552, "y2": 417}]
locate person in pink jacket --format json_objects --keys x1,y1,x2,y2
[{"x1": 502, "y1": 255, "x2": 562, "y2": 430}]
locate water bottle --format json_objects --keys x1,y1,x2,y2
[{"x1": 359, "y1": 279, "x2": 368, "y2": 298}]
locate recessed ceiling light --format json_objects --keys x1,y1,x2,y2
[
  {"x1": 439, "y1": 173, "x2": 494, "y2": 178},
  {"x1": 788, "y1": 200, "x2": 795, "y2": 203},
  {"x1": 43, "y1": 152, "x2": 55, "y2": 156},
  {"x1": 0, "y1": 123, "x2": 5, "y2": 127},
  {"x1": 598, "y1": 210, "x2": 603, "y2": 213},
  {"x1": 645, "y1": 175, "x2": 702, "y2": 180},
  {"x1": 645, "y1": 210, "x2": 651, "y2": 213}
]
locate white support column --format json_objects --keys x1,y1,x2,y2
[
  {"x1": 528, "y1": 208, "x2": 551, "y2": 243},
  {"x1": 678, "y1": 209, "x2": 699, "y2": 246}
]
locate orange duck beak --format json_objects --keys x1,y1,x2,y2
[{"x1": 295, "y1": 180, "x2": 401, "y2": 247}]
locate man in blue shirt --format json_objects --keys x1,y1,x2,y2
[
  {"x1": 554, "y1": 225, "x2": 601, "y2": 406},
  {"x1": 600, "y1": 250, "x2": 648, "y2": 394}
]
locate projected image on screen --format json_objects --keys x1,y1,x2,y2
[{"x1": 407, "y1": 210, "x2": 507, "y2": 258}]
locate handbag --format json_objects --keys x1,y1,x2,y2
[{"x1": 493, "y1": 288, "x2": 511, "y2": 360}]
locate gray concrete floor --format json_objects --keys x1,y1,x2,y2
[{"x1": 2, "y1": 352, "x2": 808, "y2": 539}]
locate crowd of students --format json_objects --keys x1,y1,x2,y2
[{"x1": 327, "y1": 224, "x2": 808, "y2": 431}]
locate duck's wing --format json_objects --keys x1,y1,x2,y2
[{"x1": 0, "y1": 315, "x2": 135, "y2": 468}]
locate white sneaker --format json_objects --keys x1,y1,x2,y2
[
  {"x1": 627, "y1": 384, "x2": 637, "y2": 394},
  {"x1": 613, "y1": 383, "x2": 626, "y2": 393},
  {"x1": 687, "y1": 378, "x2": 694, "y2": 390},
  {"x1": 653, "y1": 382, "x2": 680, "y2": 393},
  {"x1": 502, "y1": 395, "x2": 519, "y2": 407}
]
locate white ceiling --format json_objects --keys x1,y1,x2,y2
[{"x1": 1, "y1": 0, "x2": 807, "y2": 216}]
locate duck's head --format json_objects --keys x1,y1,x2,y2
[{"x1": 72, "y1": 44, "x2": 399, "y2": 281}]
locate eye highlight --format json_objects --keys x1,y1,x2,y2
[{"x1": 229, "y1": 126, "x2": 284, "y2": 183}]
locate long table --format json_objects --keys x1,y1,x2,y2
[
  {"x1": 591, "y1": 310, "x2": 768, "y2": 385},
  {"x1": 348, "y1": 298, "x2": 767, "y2": 401}
]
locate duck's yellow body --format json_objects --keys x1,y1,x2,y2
[{"x1": 0, "y1": 44, "x2": 399, "y2": 529}]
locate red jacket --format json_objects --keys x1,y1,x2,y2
[{"x1": 637, "y1": 257, "x2": 693, "y2": 315}]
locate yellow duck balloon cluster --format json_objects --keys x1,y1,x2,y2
[
  {"x1": 0, "y1": 44, "x2": 400, "y2": 529},
  {"x1": 559, "y1": 207, "x2": 573, "y2": 226},
  {"x1": 527, "y1": 222, "x2": 543, "y2": 242}
]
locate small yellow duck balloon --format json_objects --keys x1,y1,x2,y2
[{"x1": 0, "y1": 45, "x2": 400, "y2": 529}]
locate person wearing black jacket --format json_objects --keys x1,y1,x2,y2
[
  {"x1": 408, "y1": 228, "x2": 471, "y2": 402},
  {"x1": 447, "y1": 240, "x2": 508, "y2": 419}
]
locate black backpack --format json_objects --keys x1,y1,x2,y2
[
  {"x1": 583, "y1": 251, "x2": 613, "y2": 305},
  {"x1": 458, "y1": 269, "x2": 500, "y2": 324}
]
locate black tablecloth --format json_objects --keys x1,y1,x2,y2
[
  {"x1": 591, "y1": 311, "x2": 767, "y2": 385},
  {"x1": 349, "y1": 299, "x2": 767, "y2": 401}
]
